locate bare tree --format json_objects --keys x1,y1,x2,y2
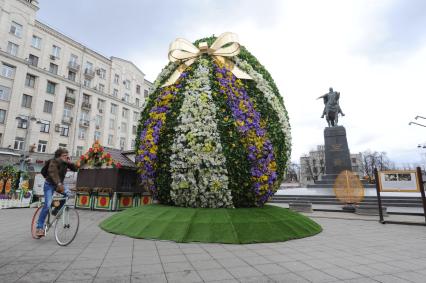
[
  {"x1": 362, "y1": 150, "x2": 392, "y2": 183},
  {"x1": 285, "y1": 162, "x2": 300, "y2": 182}
]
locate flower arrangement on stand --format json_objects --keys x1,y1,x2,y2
[
  {"x1": 0, "y1": 165, "x2": 19, "y2": 196},
  {"x1": 77, "y1": 140, "x2": 122, "y2": 169}
]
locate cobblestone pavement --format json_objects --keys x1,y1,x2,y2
[{"x1": 1, "y1": 208, "x2": 426, "y2": 283}]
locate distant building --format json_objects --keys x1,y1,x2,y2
[
  {"x1": 300, "y1": 145, "x2": 364, "y2": 186},
  {"x1": 0, "y1": 0, "x2": 152, "y2": 168}
]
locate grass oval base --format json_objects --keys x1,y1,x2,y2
[{"x1": 100, "y1": 205, "x2": 322, "y2": 244}]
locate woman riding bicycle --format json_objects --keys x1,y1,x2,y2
[{"x1": 35, "y1": 148, "x2": 78, "y2": 238}]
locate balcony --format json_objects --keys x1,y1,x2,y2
[
  {"x1": 84, "y1": 68, "x2": 95, "y2": 79},
  {"x1": 68, "y1": 61, "x2": 80, "y2": 72},
  {"x1": 81, "y1": 102, "x2": 91, "y2": 110},
  {"x1": 62, "y1": 116, "x2": 73, "y2": 124},
  {"x1": 65, "y1": 94, "x2": 75, "y2": 105},
  {"x1": 79, "y1": 119, "x2": 90, "y2": 127}
]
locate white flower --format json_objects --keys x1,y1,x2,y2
[{"x1": 170, "y1": 58, "x2": 234, "y2": 208}]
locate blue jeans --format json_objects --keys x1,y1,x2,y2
[{"x1": 36, "y1": 181, "x2": 69, "y2": 229}]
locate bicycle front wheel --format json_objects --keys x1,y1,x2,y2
[{"x1": 54, "y1": 206, "x2": 79, "y2": 246}]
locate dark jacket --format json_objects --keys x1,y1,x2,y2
[{"x1": 46, "y1": 158, "x2": 78, "y2": 186}]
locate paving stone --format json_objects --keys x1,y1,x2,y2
[
  {"x1": 268, "y1": 272, "x2": 310, "y2": 282},
  {"x1": 296, "y1": 269, "x2": 338, "y2": 283},
  {"x1": 371, "y1": 274, "x2": 412, "y2": 283},
  {"x1": 254, "y1": 263, "x2": 290, "y2": 275},
  {"x1": 226, "y1": 266, "x2": 263, "y2": 278},
  {"x1": 131, "y1": 272, "x2": 168, "y2": 283},
  {"x1": 131, "y1": 263, "x2": 164, "y2": 275},
  {"x1": 166, "y1": 270, "x2": 203, "y2": 283},
  {"x1": 190, "y1": 259, "x2": 222, "y2": 270},
  {"x1": 321, "y1": 267, "x2": 364, "y2": 280},
  {"x1": 163, "y1": 261, "x2": 194, "y2": 273},
  {"x1": 197, "y1": 268, "x2": 234, "y2": 281},
  {"x1": 278, "y1": 261, "x2": 314, "y2": 272}
]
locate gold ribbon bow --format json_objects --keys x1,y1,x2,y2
[{"x1": 162, "y1": 32, "x2": 252, "y2": 87}]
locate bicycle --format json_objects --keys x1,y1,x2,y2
[{"x1": 31, "y1": 192, "x2": 79, "y2": 246}]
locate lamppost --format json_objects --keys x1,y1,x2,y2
[{"x1": 409, "y1": 115, "x2": 426, "y2": 128}]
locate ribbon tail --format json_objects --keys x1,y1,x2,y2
[
  {"x1": 214, "y1": 56, "x2": 252, "y2": 80},
  {"x1": 161, "y1": 59, "x2": 195, "y2": 87}
]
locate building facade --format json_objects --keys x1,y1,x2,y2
[
  {"x1": 0, "y1": 0, "x2": 152, "y2": 162},
  {"x1": 300, "y1": 145, "x2": 364, "y2": 186}
]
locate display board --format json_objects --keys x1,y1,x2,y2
[{"x1": 378, "y1": 170, "x2": 420, "y2": 192}]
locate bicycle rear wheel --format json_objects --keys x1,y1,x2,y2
[
  {"x1": 54, "y1": 206, "x2": 79, "y2": 246},
  {"x1": 31, "y1": 206, "x2": 44, "y2": 239}
]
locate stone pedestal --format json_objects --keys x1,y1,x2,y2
[{"x1": 324, "y1": 126, "x2": 352, "y2": 175}]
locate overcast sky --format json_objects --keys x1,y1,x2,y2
[{"x1": 38, "y1": 0, "x2": 426, "y2": 166}]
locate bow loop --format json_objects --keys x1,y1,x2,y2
[{"x1": 162, "y1": 32, "x2": 252, "y2": 87}]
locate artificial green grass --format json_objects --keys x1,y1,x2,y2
[{"x1": 99, "y1": 205, "x2": 322, "y2": 244}]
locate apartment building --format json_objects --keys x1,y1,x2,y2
[{"x1": 0, "y1": 0, "x2": 152, "y2": 160}]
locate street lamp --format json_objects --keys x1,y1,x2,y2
[{"x1": 409, "y1": 115, "x2": 426, "y2": 128}]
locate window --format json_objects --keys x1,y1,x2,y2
[
  {"x1": 99, "y1": 68, "x2": 106, "y2": 79},
  {"x1": 133, "y1": 111, "x2": 139, "y2": 122},
  {"x1": 76, "y1": 146, "x2": 83, "y2": 157},
  {"x1": 114, "y1": 74, "x2": 119, "y2": 84},
  {"x1": 135, "y1": 98, "x2": 140, "y2": 107},
  {"x1": 7, "y1": 42, "x2": 19, "y2": 56},
  {"x1": 144, "y1": 90, "x2": 149, "y2": 97},
  {"x1": 21, "y1": 94, "x2": 32, "y2": 108},
  {"x1": 49, "y1": 63, "x2": 58, "y2": 75},
  {"x1": 78, "y1": 127, "x2": 86, "y2": 140},
  {"x1": 109, "y1": 118, "x2": 115, "y2": 130},
  {"x1": 0, "y1": 109, "x2": 6, "y2": 123},
  {"x1": 17, "y1": 118, "x2": 28, "y2": 129},
  {"x1": 31, "y1": 35, "x2": 41, "y2": 49},
  {"x1": 85, "y1": 61, "x2": 93, "y2": 71},
  {"x1": 1, "y1": 63, "x2": 15, "y2": 78},
  {"x1": 37, "y1": 140, "x2": 47, "y2": 153},
  {"x1": 131, "y1": 140, "x2": 136, "y2": 149},
  {"x1": 83, "y1": 79, "x2": 91, "y2": 87},
  {"x1": 0, "y1": 85, "x2": 11, "y2": 101},
  {"x1": 40, "y1": 120, "x2": 50, "y2": 133},
  {"x1": 46, "y1": 81, "x2": 56, "y2": 94},
  {"x1": 14, "y1": 137, "x2": 24, "y2": 150},
  {"x1": 108, "y1": 134, "x2": 114, "y2": 145},
  {"x1": 123, "y1": 93, "x2": 130, "y2": 102},
  {"x1": 63, "y1": 105, "x2": 72, "y2": 118},
  {"x1": 120, "y1": 137, "x2": 126, "y2": 150},
  {"x1": 59, "y1": 143, "x2": 67, "y2": 148},
  {"x1": 132, "y1": 125, "x2": 137, "y2": 135},
  {"x1": 28, "y1": 54, "x2": 39, "y2": 67},
  {"x1": 124, "y1": 80, "x2": 131, "y2": 90},
  {"x1": 68, "y1": 71, "x2": 76, "y2": 81},
  {"x1": 121, "y1": 122, "x2": 127, "y2": 133},
  {"x1": 97, "y1": 99, "x2": 105, "y2": 112},
  {"x1": 112, "y1": 89, "x2": 118, "y2": 97},
  {"x1": 111, "y1": 103, "x2": 117, "y2": 115},
  {"x1": 0, "y1": 85, "x2": 10, "y2": 101},
  {"x1": 80, "y1": 110, "x2": 89, "y2": 122},
  {"x1": 43, "y1": 100, "x2": 53, "y2": 113},
  {"x1": 70, "y1": 54, "x2": 78, "y2": 64},
  {"x1": 10, "y1": 21, "x2": 23, "y2": 37},
  {"x1": 0, "y1": 133, "x2": 2, "y2": 145},
  {"x1": 351, "y1": 158, "x2": 357, "y2": 163},
  {"x1": 94, "y1": 131, "x2": 101, "y2": 141},
  {"x1": 25, "y1": 74, "x2": 36, "y2": 88},
  {"x1": 60, "y1": 125, "x2": 69, "y2": 137},
  {"x1": 52, "y1": 45, "x2": 61, "y2": 58},
  {"x1": 136, "y1": 85, "x2": 141, "y2": 94},
  {"x1": 98, "y1": 83, "x2": 105, "y2": 93},
  {"x1": 122, "y1": 108, "x2": 129, "y2": 119},
  {"x1": 83, "y1": 94, "x2": 90, "y2": 104},
  {"x1": 95, "y1": 115, "x2": 102, "y2": 128}
]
